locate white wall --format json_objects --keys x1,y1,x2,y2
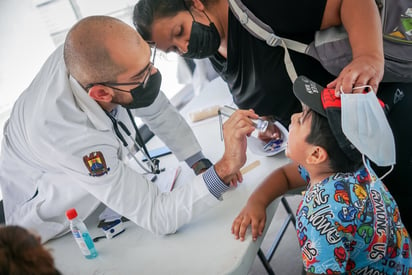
[{"x1": 0, "y1": 0, "x2": 55, "y2": 132}]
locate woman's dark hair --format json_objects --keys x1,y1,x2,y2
[
  {"x1": 0, "y1": 225, "x2": 61, "y2": 275},
  {"x1": 133, "y1": 0, "x2": 189, "y2": 40},
  {"x1": 305, "y1": 110, "x2": 362, "y2": 173},
  {"x1": 133, "y1": 0, "x2": 218, "y2": 40}
]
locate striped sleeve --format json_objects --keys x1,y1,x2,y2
[{"x1": 202, "y1": 166, "x2": 230, "y2": 200}]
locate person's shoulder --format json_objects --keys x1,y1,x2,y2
[
  {"x1": 42, "y1": 44, "x2": 65, "y2": 66},
  {"x1": 31, "y1": 44, "x2": 67, "y2": 87},
  {"x1": 48, "y1": 44, "x2": 66, "y2": 70}
]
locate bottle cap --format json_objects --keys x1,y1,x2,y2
[{"x1": 66, "y1": 208, "x2": 78, "y2": 220}]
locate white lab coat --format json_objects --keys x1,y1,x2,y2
[{"x1": 0, "y1": 46, "x2": 218, "y2": 243}]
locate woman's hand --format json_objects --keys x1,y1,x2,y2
[
  {"x1": 327, "y1": 0, "x2": 384, "y2": 95},
  {"x1": 327, "y1": 54, "x2": 384, "y2": 96}
]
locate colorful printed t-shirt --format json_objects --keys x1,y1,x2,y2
[{"x1": 296, "y1": 165, "x2": 411, "y2": 274}]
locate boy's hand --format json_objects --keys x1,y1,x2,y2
[{"x1": 232, "y1": 202, "x2": 267, "y2": 241}]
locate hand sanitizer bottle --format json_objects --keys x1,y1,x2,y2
[{"x1": 66, "y1": 208, "x2": 98, "y2": 259}]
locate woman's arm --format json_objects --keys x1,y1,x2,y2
[{"x1": 322, "y1": 0, "x2": 384, "y2": 93}]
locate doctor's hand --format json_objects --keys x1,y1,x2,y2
[
  {"x1": 229, "y1": 171, "x2": 243, "y2": 187},
  {"x1": 232, "y1": 201, "x2": 267, "y2": 241},
  {"x1": 214, "y1": 109, "x2": 257, "y2": 185},
  {"x1": 327, "y1": 54, "x2": 384, "y2": 95}
]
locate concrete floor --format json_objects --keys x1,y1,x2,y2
[{"x1": 248, "y1": 194, "x2": 305, "y2": 275}]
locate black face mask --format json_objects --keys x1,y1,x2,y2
[
  {"x1": 182, "y1": 21, "x2": 221, "y2": 59},
  {"x1": 122, "y1": 71, "x2": 162, "y2": 109}
]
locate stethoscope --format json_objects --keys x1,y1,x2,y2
[{"x1": 105, "y1": 109, "x2": 163, "y2": 174}]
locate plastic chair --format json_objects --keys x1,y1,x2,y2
[
  {"x1": 257, "y1": 191, "x2": 307, "y2": 275},
  {"x1": 257, "y1": 196, "x2": 295, "y2": 275}
]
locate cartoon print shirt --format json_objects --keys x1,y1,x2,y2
[{"x1": 296, "y1": 165, "x2": 411, "y2": 274}]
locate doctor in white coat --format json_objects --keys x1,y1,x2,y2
[{"x1": 0, "y1": 16, "x2": 252, "y2": 243}]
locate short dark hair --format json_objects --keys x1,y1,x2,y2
[
  {"x1": 0, "y1": 225, "x2": 61, "y2": 275},
  {"x1": 305, "y1": 110, "x2": 362, "y2": 173},
  {"x1": 63, "y1": 16, "x2": 131, "y2": 87}
]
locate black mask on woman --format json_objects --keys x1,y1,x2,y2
[
  {"x1": 122, "y1": 71, "x2": 162, "y2": 109},
  {"x1": 182, "y1": 13, "x2": 221, "y2": 59}
]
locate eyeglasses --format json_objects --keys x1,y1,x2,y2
[{"x1": 86, "y1": 42, "x2": 157, "y2": 92}]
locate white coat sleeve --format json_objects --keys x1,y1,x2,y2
[
  {"x1": 96, "y1": 164, "x2": 219, "y2": 235},
  {"x1": 55, "y1": 141, "x2": 219, "y2": 236},
  {"x1": 31, "y1": 128, "x2": 219, "y2": 238},
  {"x1": 132, "y1": 91, "x2": 201, "y2": 161}
]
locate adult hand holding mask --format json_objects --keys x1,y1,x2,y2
[{"x1": 341, "y1": 88, "x2": 396, "y2": 167}]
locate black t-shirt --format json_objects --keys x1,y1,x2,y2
[{"x1": 209, "y1": 0, "x2": 335, "y2": 125}]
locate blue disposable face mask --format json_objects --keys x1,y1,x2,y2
[{"x1": 340, "y1": 87, "x2": 396, "y2": 171}]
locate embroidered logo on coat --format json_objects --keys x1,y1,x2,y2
[{"x1": 83, "y1": 151, "x2": 110, "y2": 177}]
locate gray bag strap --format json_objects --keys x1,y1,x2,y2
[{"x1": 228, "y1": 0, "x2": 308, "y2": 82}]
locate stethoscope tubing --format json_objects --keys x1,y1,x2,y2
[{"x1": 105, "y1": 109, "x2": 160, "y2": 174}]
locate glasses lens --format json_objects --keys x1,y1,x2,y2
[
  {"x1": 143, "y1": 64, "x2": 153, "y2": 88},
  {"x1": 143, "y1": 43, "x2": 156, "y2": 88},
  {"x1": 149, "y1": 42, "x2": 156, "y2": 65}
]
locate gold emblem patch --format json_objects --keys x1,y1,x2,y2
[{"x1": 83, "y1": 151, "x2": 110, "y2": 177}]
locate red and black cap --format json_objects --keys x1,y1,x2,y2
[{"x1": 292, "y1": 76, "x2": 361, "y2": 162}]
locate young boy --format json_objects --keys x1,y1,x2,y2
[{"x1": 232, "y1": 76, "x2": 411, "y2": 274}]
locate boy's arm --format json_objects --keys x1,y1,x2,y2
[{"x1": 232, "y1": 162, "x2": 306, "y2": 241}]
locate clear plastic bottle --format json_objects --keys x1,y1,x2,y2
[{"x1": 65, "y1": 208, "x2": 98, "y2": 259}]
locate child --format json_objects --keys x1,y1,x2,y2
[{"x1": 232, "y1": 76, "x2": 411, "y2": 274}]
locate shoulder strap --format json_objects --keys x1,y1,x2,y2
[{"x1": 228, "y1": 0, "x2": 309, "y2": 82}]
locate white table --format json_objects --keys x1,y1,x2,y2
[{"x1": 45, "y1": 78, "x2": 290, "y2": 275}]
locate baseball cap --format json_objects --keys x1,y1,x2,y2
[{"x1": 292, "y1": 75, "x2": 361, "y2": 162}]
